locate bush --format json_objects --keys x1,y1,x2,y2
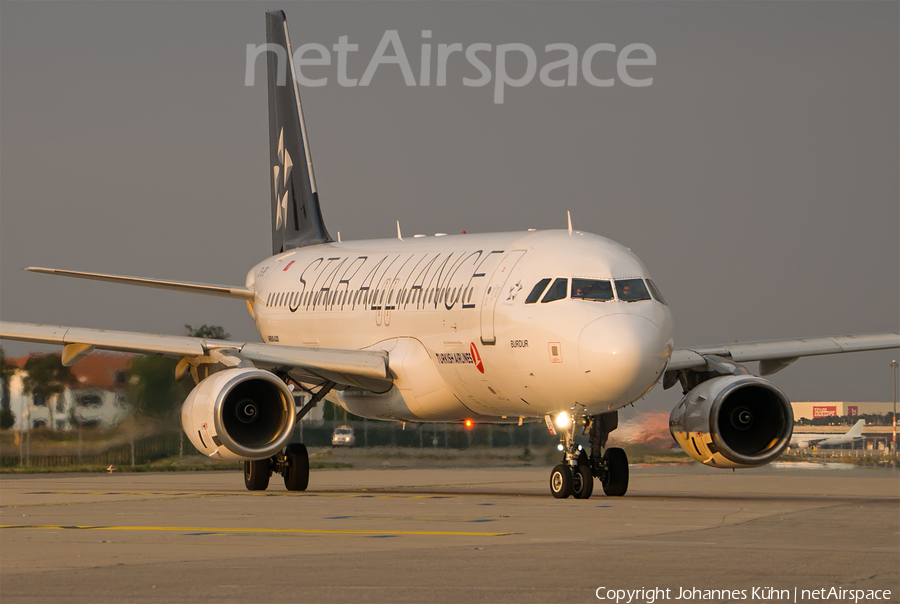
[{"x1": 0, "y1": 408, "x2": 15, "y2": 430}]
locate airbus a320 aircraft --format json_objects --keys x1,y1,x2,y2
[
  {"x1": 790, "y1": 419, "x2": 866, "y2": 449},
  {"x1": 1, "y1": 12, "x2": 897, "y2": 499}
]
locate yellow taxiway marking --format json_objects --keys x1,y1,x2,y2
[
  {"x1": 1, "y1": 491, "x2": 460, "y2": 509},
  {"x1": 0, "y1": 524, "x2": 513, "y2": 537},
  {"x1": 1, "y1": 494, "x2": 228, "y2": 509}
]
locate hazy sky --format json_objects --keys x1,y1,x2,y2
[{"x1": 1, "y1": 1, "x2": 897, "y2": 411}]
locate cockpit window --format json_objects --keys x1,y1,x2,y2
[
  {"x1": 525, "y1": 278, "x2": 552, "y2": 304},
  {"x1": 571, "y1": 279, "x2": 614, "y2": 302},
  {"x1": 646, "y1": 279, "x2": 667, "y2": 305},
  {"x1": 614, "y1": 278, "x2": 651, "y2": 302},
  {"x1": 541, "y1": 278, "x2": 568, "y2": 303}
]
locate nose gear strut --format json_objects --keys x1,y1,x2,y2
[{"x1": 548, "y1": 410, "x2": 628, "y2": 499}]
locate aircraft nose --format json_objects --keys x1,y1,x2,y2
[{"x1": 578, "y1": 314, "x2": 669, "y2": 403}]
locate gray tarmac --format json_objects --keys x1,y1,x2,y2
[{"x1": 1, "y1": 464, "x2": 898, "y2": 603}]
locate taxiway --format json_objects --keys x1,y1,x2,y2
[{"x1": 1, "y1": 465, "x2": 897, "y2": 603}]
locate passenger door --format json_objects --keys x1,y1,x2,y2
[{"x1": 480, "y1": 250, "x2": 526, "y2": 345}]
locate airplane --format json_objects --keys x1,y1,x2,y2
[
  {"x1": 1, "y1": 11, "x2": 897, "y2": 499},
  {"x1": 790, "y1": 419, "x2": 866, "y2": 449}
]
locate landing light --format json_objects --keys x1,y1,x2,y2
[
  {"x1": 554, "y1": 411, "x2": 570, "y2": 429},
  {"x1": 557, "y1": 444, "x2": 564, "y2": 451}
]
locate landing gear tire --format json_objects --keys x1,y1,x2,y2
[
  {"x1": 573, "y1": 464, "x2": 594, "y2": 499},
  {"x1": 602, "y1": 447, "x2": 628, "y2": 497},
  {"x1": 283, "y1": 443, "x2": 310, "y2": 492},
  {"x1": 577, "y1": 449, "x2": 590, "y2": 467},
  {"x1": 244, "y1": 459, "x2": 270, "y2": 491},
  {"x1": 550, "y1": 464, "x2": 573, "y2": 499}
]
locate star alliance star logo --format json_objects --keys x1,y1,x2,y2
[
  {"x1": 507, "y1": 280, "x2": 523, "y2": 301},
  {"x1": 273, "y1": 128, "x2": 293, "y2": 229}
]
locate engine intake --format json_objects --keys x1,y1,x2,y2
[
  {"x1": 669, "y1": 375, "x2": 793, "y2": 468},
  {"x1": 181, "y1": 368, "x2": 296, "y2": 461}
]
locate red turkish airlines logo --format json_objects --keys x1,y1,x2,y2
[{"x1": 470, "y1": 342, "x2": 484, "y2": 373}]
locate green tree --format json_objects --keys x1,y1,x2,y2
[
  {"x1": 128, "y1": 325, "x2": 230, "y2": 425},
  {"x1": 0, "y1": 407, "x2": 15, "y2": 430},
  {"x1": 22, "y1": 354, "x2": 74, "y2": 427},
  {"x1": 127, "y1": 355, "x2": 192, "y2": 424},
  {"x1": 0, "y1": 346, "x2": 15, "y2": 419},
  {"x1": 184, "y1": 324, "x2": 230, "y2": 340}
]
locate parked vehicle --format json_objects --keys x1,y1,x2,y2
[{"x1": 331, "y1": 425, "x2": 356, "y2": 447}]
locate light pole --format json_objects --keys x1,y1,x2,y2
[{"x1": 891, "y1": 360, "x2": 898, "y2": 451}]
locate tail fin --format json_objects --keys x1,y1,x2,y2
[
  {"x1": 266, "y1": 10, "x2": 332, "y2": 254},
  {"x1": 846, "y1": 419, "x2": 865, "y2": 437}
]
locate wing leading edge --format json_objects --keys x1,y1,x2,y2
[
  {"x1": 0, "y1": 321, "x2": 390, "y2": 391},
  {"x1": 668, "y1": 332, "x2": 900, "y2": 374},
  {"x1": 25, "y1": 267, "x2": 256, "y2": 301}
]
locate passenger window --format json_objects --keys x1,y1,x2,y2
[
  {"x1": 571, "y1": 279, "x2": 613, "y2": 302},
  {"x1": 541, "y1": 278, "x2": 568, "y2": 303},
  {"x1": 615, "y1": 278, "x2": 651, "y2": 302},
  {"x1": 647, "y1": 279, "x2": 667, "y2": 305},
  {"x1": 525, "y1": 278, "x2": 552, "y2": 304}
]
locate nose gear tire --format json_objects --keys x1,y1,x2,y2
[
  {"x1": 573, "y1": 464, "x2": 594, "y2": 499},
  {"x1": 550, "y1": 464, "x2": 573, "y2": 498}
]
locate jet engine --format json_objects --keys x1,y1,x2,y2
[
  {"x1": 181, "y1": 367, "x2": 296, "y2": 461},
  {"x1": 669, "y1": 375, "x2": 792, "y2": 468}
]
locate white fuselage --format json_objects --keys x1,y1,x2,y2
[
  {"x1": 247, "y1": 229, "x2": 675, "y2": 423},
  {"x1": 790, "y1": 433, "x2": 863, "y2": 449}
]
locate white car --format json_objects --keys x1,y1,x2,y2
[{"x1": 331, "y1": 426, "x2": 356, "y2": 447}]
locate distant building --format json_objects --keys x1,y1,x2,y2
[
  {"x1": 791, "y1": 401, "x2": 895, "y2": 420},
  {"x1": 6, "y1": 354, "x2": 132, "y2": 431}
]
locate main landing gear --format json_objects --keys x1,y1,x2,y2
[
  {"x1": 244, "y1": 443, "x2": 310, "y2": 492},
  {"x1": 244, "y1": 378, "x2": 334, "y2": 492},
  {"x1": 549, "y1": 410, "x2": 628, "y2": 499}
]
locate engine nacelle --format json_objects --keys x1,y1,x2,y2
[
  {"x1": 181, "y1": 367, "x2": 296, "y2": 461},
  {"x1": 669, "y1": 375, "x2": 793, "y2": 468}
]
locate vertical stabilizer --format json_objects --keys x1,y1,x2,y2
[
  {"x1": 266, "y1": 11, "x2": 332, "y2": 254},
  {"x1": 846, "y1": 419, "x2": 865, "y2": 438}
]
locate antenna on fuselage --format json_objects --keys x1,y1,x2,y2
[
  {"x1": 397, "y1": 221, "x2": 403, "y2": 240},
  {"x1": 337, "y1": 231, "x2": 342, "y2": 243},
  {"x1": 567, "y1": 211, "x2": 573, "y2": 233}
]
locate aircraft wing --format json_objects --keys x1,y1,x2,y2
[
  {"x1": 24, "y1": 267, "x2": 256, "y2": 301},
  {"x1": 803, "y1": 437, "x2": 826, "y2": 446},
  {"x1": 668, "y1": 332, "x2": 900, "y2": 375},
  {"x1": 0, "y1": 321, "x2": 391, "y2": 391}
]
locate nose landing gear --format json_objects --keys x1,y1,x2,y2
[{"x1": 548, "y1": 410, "x2": 627, "y2": 499}]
